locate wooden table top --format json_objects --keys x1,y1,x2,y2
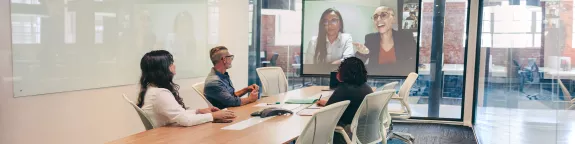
[{"x1": 107, "y1": 86, "x2": 330, "y2": 144}]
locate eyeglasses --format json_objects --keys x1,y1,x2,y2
[
  {"x1": 323, "y1": 18, "x2": 340, "y2": 26},
  {"x1": 224, "y1": 55, "x2": 235, "y2": 60},
  {"x1": 373, "y1": 12, "x2": 391, "y2": 21}
]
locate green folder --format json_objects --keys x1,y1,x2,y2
[{"x1": 285, "y1": 98, "x2": 318, "y2": 104}]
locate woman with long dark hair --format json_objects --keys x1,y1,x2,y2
[
  {"x1": 137, "y1": 50, "x2": 235, "y2": 127},
  {"x1": 316, "y1": 57, "x2": 373, "y2": 144},
  {"x1": 304, "y1": 8, "x2": 354, "y2": 64}
]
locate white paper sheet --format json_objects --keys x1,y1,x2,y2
[
  {"x1": 297, "y1": 109, "x2": 319, "y2": 116},
  {"x1": 221, "y1": 117, "x2": 274, "y2": 130},
  {"x1": 314, "y1": 91, "x2": 333, "y2": 99},
  {"x1": 307, "y1": 104, "x2": 322, "y2": 109},
  {"x1": 253, "y1": 103, "x2": 302, "y2": 110}
]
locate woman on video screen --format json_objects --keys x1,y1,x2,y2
[
  {"x1": 355, "y1": 6, "x2": 417, "y2": 69},
  {"x1": 305, "y1": 8, "x2": 354, "y2": 65}
]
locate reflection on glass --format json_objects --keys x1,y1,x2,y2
[
  {"x1": 475, "y1": 0, "x2": 573, "y2": 143},
  {"x1": 11, "y1": 15, "x2": 42, "y2": 44},
  {"x1": 64, "y1": 7, "x2": 76, "y2": 44},
  {"x1": 12, "y1": 0, "x2": 40, "y2": 4},
  {"x1": 10, "y1": 0, "x2": 212, "y2": 97}
]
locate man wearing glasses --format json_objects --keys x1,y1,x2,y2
[{"x1": 204, "y1": 46, "x2": 259, "y2": 109}]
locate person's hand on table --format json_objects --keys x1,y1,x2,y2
[
  {"x1": 212, "y1": 110, "x2": 236, "y2": 123},
  {"x1": 197, "y1": 107, "x2": 220, "y2": 114},
  {"x1": 209, "y1": 107, "x2": 220, "y2": 112},
  {"x1": 213, "y1": 119, "x2": 233, "y2": 123},
  {"x1": 316, "y1": 99, "x2": 328, "y2": 107},
  {"x1": 248, "y1": 90, "x2": 259, "y2": 103}
]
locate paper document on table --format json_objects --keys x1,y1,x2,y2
[
  {"x1": 253, "y1": 103, "x2": 302, "y2": 110},
  {"x1": 307, "y1": 104, "x2": 322, "y2": 109},
  {"x1": 221, "y1": 117, "x2": 274, "y2": 130},
  {"x1": 285, "y1": 98, "x2": 317, "y2": 104},
  {"x1": 254, "y1": 103, "x2": 268, "y2": 107},
  {"x1": 315, "y1": 91, "x2": 334, "y2": 98},
  {"x1": 297, "y1": 109, "x2": 319, "y2": 116}
]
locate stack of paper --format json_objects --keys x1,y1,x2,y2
[{"x1": 285, "y1": 98, "x2": 318, "y2": 104}]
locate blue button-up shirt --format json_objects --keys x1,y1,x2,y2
[{"x1": 204, "y1": 68, "x2": 240, "y2": 109}]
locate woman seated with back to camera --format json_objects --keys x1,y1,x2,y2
[
  {"x1": 137, "y1": 50, "x2": 236, "y2": 127},
  {"x1": 316, "y1": 57, "x2": 374, "y2": 144}
]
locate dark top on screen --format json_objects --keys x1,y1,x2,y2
[
  {"x1": 325, "y1": 83, "x2": 374, "y2": 126},
  {"x1": 358, "y1": 30, "x2": 418, "y2": 76}
]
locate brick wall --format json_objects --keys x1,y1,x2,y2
[
  {"x1": 489, "y1": 48, "x2": 542, "y2": 66},
  {"x1": 419, "y1": 2, "x2": 467, "y2": 64},
  {"x1": 260, "y1": 14, "x2": 300, "y2": 74}
]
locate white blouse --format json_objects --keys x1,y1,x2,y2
[
  {"x1": 305, "y1": 33, "x2": 355, "y2": 64},
  {"x1": 140, "y1": 87, "x2": 213, "y2": 127}
]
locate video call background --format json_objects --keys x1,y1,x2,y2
[{"x1": 301, "y1": 0, "x2": 420, "y2": 76}]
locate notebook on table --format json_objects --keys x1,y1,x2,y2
[{"x1": 285, "y1": 98, "x2": 318, "y2": 104}]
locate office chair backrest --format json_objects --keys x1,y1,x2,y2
[
  {"x1": 122, "y1": 94, "x2": 155, "y2": 130},
  {"x1": 379, "y1": 81, "x2": 399, "y2": 91},
  {"x1": 192, "y1": 82, "x2": 213, "y2": 107},
  {"x1": 270, "y1": 53, "x2": 279, "y2": 66},
  {"x1": 351, "y1": 90, "x2": 395, "y2": 144},
  {"x1": 399, "y1": 73, "x2": 418, "y2": 102},
  {"x1": 296, "y1": 100, "x2": 350, "y2": 144},
  {"x1": 256, "y1": 67, "x2": 288, "y2": 96},
  {"x1": 557, "y1": 80, "x2": 573, "y2": 108}
]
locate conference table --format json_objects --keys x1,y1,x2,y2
[{"x1": 108, "y1": 86, "x2": 332, "y2": 144}]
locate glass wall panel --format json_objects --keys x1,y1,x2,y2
[
  {"x1": 474, "y1": 1, "x2": 574, "y2": 143},
  {"x1": 249, "y1": 0, "x2": 470, "y2": 119}
]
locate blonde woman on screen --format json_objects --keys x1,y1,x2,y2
[
  {"x1": 137, "y1": 50, "x2": 236, "y2": 127},
  {"x1": 354, "y1": 6, "x2": 417, "y2": 73},
  {"x1": 305, "y1": 8, "x2": 354, "y2": 65}
]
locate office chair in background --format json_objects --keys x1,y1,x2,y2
[
  {"x1": 122, "y1": 94, "x2": 155, "y2": 130},
  {"x1": 192, "y1": 82, "x2": 213, "y2": 107},
  {"x1": 389, "y1": 73, "x2": 418, "y2": 120},
  {"x1": 557, "y1": 80, "x2": 575, "y2": 110},
  {"x1": 296, "y1": 101, "x2": 350, "y2": 144},
  {"x1": 256, "y1": 67, "x2": 288, "y2": 96},
  {"x1": 517, "y1": 59, "x2": 541, "y2": 100},
  {"x1": 335, "y1": 90, "x2": 395, "y2": 144},
  {"x1": 378, "y1": 81, "x2": 399, "y2": 135},
  {"x1": 270, "y1": 53, "x2": 279, "y2": 66}
]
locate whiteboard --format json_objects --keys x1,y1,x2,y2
[{"x1": 11, "y1": 0, "x2": 212, "y2": 97}]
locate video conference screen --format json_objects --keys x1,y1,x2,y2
[{"x1": 301, "y1": 0, "x2": 420, "y2": 77}]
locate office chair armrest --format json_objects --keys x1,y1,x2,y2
[{"x1": 334, "y1": 126, "x2": 352, "y2": 144}]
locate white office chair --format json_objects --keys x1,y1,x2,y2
[
  {"x1": 378, "y1": 82, "x2": 398, "y2": 135},
  {"x1": 122, "y1": 94, "x2": 155, "y2": 130},
  {"x1": 256, "y1": 67, "x2": 288, "y2": 96},
  {"x1": 557, "y1": 80, "x2": 575, "y2": 110},
  {"x1": 378, "y1": 81, "x2": 399, "y2": 91},
  {"x1": 192, "y1": 82, "x2": 213, "y2": 107},
  {"x1": 335, "y1": 90, "x2": 395, "y2": 144},
  {"x1": 389, "y1": 72, "x2": 419, "y2": 119},
  {"x1": 296, "y1": 101, "x2": 350, "y2": 144}
]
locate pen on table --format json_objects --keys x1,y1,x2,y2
[{"x1": 267, "y1": 102, "x2": 280, "y2": 105}]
